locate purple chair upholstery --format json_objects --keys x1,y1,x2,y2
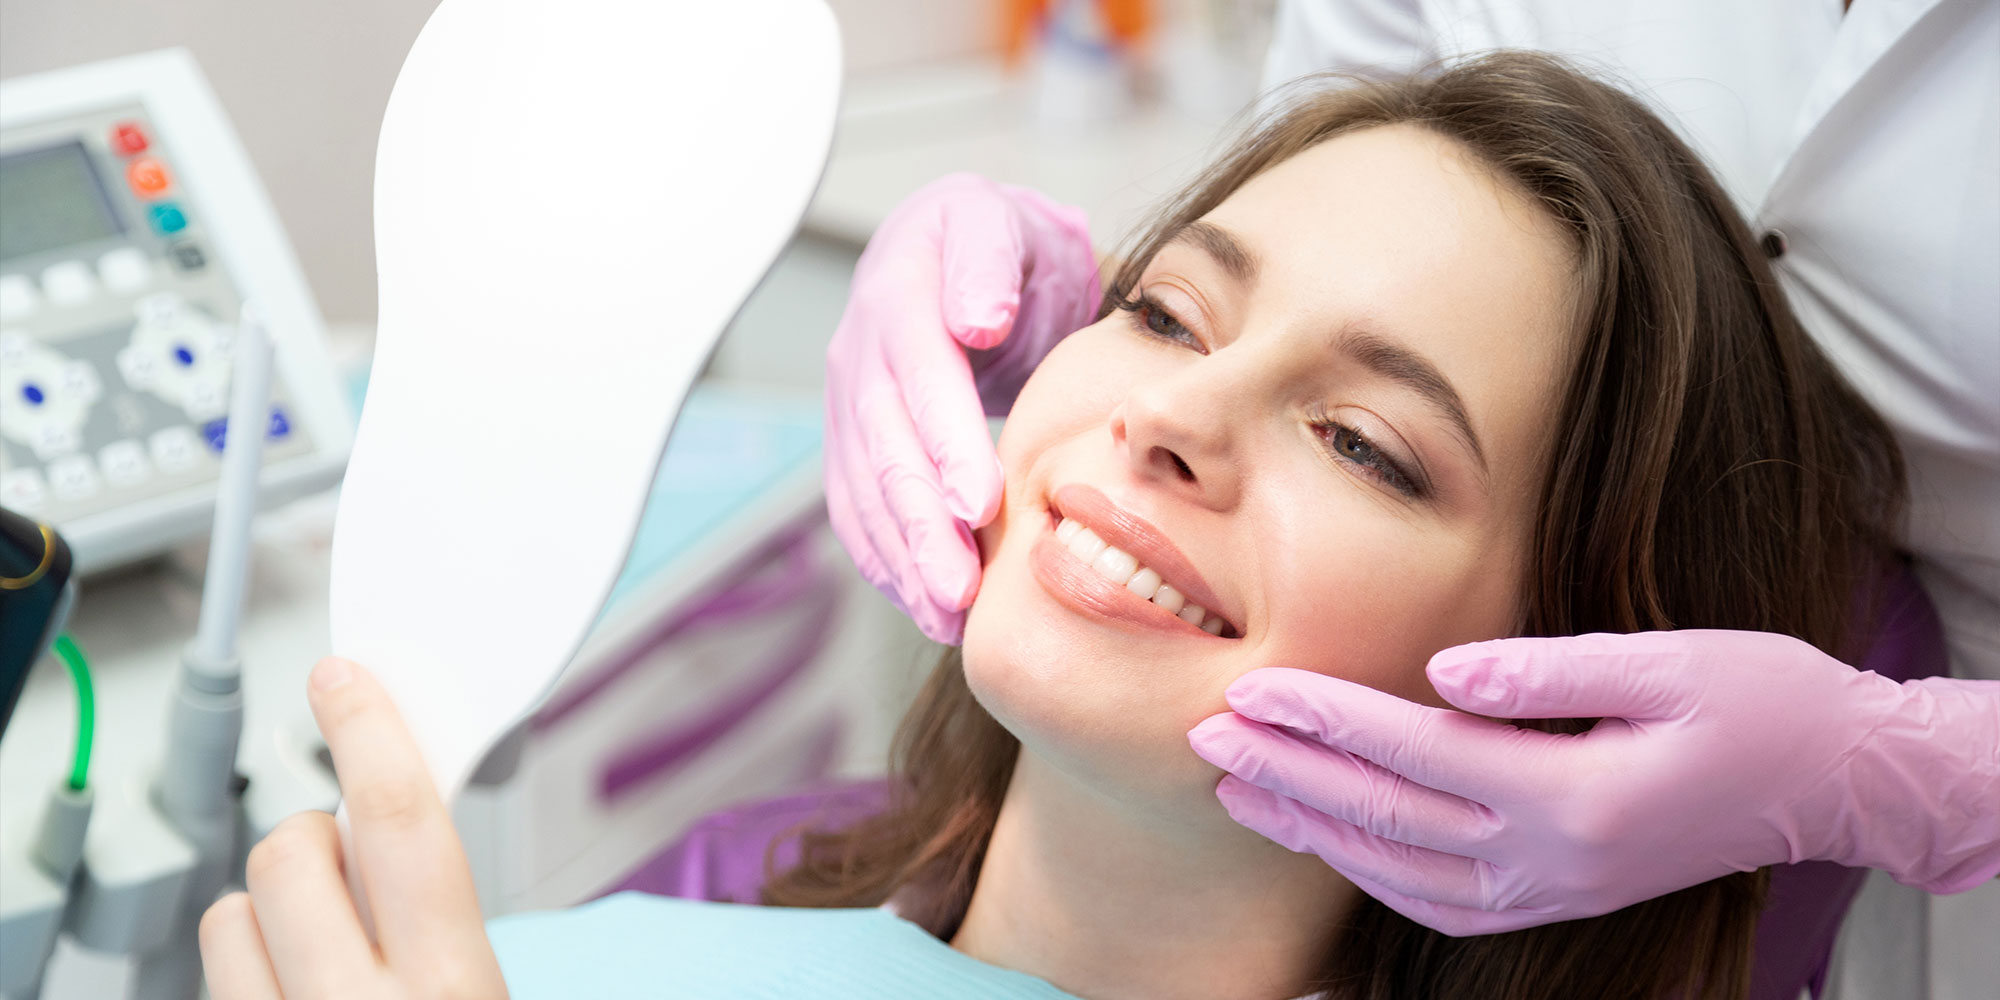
[
  {"x1": 613, "y1": 566, "x2": 1948, "y2": 1000},
  {"x1": 610, "y1": 780, "x2": 893, "y2": 903}
]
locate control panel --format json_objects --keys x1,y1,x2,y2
[
  {"x1": 0, "y1": 50, "x2": 352, "y2": 571},
  {"x1": 1, "y1": 107, "x2": 314, "y2": 523}
]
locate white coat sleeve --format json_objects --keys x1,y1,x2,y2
[{"x1": 1261, "y1": 0, "x2": 1440, "y2": 94}]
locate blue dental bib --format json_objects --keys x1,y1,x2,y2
[{"x1": 489, "y1": 892, "x2": 1085, "y2": 999}]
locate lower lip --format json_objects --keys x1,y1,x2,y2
[{"x1": 1030, "y1": 515, "x2": 1224, "y2": 640}]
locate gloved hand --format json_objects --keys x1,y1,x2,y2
[
  {"x1": 823, "y1": 173, "x2": 1099, "y2": 643},
  {"x1": 1189, "y1": 630, "x2": 2000, "y2": 936}
]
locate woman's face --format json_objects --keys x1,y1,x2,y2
[{"x1": 962, "y1": 124, "x2": 1580, "y2": 818}]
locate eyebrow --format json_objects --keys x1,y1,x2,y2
[
  {"x1": 1167, "y1": 220, "x2": 1259, "y2": 285},
  {"x1": 1167, "y1": 219, "x2": 1487, "y2": 472},
  {"x1": 1334, "y1": 327, "x2": 1488, "y2": 471}
]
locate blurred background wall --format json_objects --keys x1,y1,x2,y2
[
  {"x1": 3, "y1": 0, "x2": 1271, "y2": 394},
  {"x1": 0, "y1": 0, "x2": 998, "y2": 325}
]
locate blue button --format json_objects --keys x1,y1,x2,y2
[
  {"x1": 268, "y1": 405, "x2": 290, "y2": 439},
  {"x1": 174, "y1": 344, "x2": 195, "y2": 366},
  {"x1": 203, "y1": 418, "x2": 228, "y2": 452},
  {"x1": 149, "y1": 202, "x2": 189, "y2": 235},
  {"x1": 22, "y1": 383, "x2": 45, "y2": 406}
]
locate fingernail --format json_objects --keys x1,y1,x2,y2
[
  {"x1": 1213, "y1": 780, "x2": 1241, "y2": 814},
  {"x1": 944, "y1": 488, "x2": 978, "y2": 523},
  {"x1": 919, "y1": 607, "x2": 965, "y2": 646},
  {"x1": 1458, "y1": 672, "x2": 1519, "y2": 712},
  {"x1": 940, "y1": 566, "x2": 979, "y2": 609},
  {"x1": 1212, "y1": 775, "x2": 1262, "y2": 819},
  {"x1": 960, "y1": 299, "x2": 1017, "y2": 348},
  {"x1": 312, "y1": 657, "x2": 354, "y2": 692},
  {"x1": 924, "y1": 542, "x2": 980, "y2": 610},
  {"x1": 1429, "y1": 650, "x2": 1505, "y2": 690},
  {"x1": 958, "y1": 323, "x2": 1007, "y2": 351},
  {"x1": 944, "y1": 463, "x2": 1002, "y2": 525},
  {"x1": 1429, "y1": 641, "x2": 1504, "y2": 676},
  {"x1": 1187, "y1": 714, "x2": 1232, "y2": 744},
  {"x1": 1224, "y1": 673, "x2": 1263, "y2": 705},
  {"x1": 1187, "y1": 717, "x2": 1241, "y2": 764}
]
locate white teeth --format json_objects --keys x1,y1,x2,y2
[
  {"x1": 1055, "y1": 516, "x2": 1231, "y2": 636},
  {"x1": 1067, "y1": 526, "x2": 1108, "y2": 563},
  {"x1": 1092, "y1": 545, "x2": 1140, "y2": 584}
]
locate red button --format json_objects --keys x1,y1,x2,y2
[
  {"x1": 127, "y1": 158, "x2": 172, "y2": 197},
  {"x1": 112, "y1": 123, "x2": 149, "y2": 155}
]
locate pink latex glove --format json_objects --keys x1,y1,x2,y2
[
  {"x1": 823, "y1": 173, "x2": 1100, "y2": 643},
  {"x1": 1189, "y1": 630, "x2": 2000, "y2": 936}
]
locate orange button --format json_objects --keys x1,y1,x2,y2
[{"x1": 127, "y1": 157, "x2": 172, "y2": 197}]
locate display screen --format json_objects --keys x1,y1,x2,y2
[{"x1": 0, "y1": 141, "x2": 125, "y2": 262}]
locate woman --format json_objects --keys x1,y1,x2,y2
[
  {"x1": 825, "y1": 0, "x2": 2000, "y2": 968},
  {"x1": 201, "y1": 52, "x2": 1903, "y2": 1000}
]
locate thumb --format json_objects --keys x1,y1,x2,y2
[
  {"x1": 1427, "y1": 633, "x2": 1698, "y2": 722},
  {"x1": 936, "y1": 176, "x2": 1026, "y2": 351}
]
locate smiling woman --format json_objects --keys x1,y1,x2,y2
[{"x1": 765, "y1": 51, "x2": 1905, "y2": 1000}]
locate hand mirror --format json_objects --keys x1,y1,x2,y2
[{"x1": 327, "y1": 0, "x2": 840, "y2": 915}]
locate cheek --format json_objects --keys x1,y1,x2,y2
[
  {"x1": 994, "y1": 328, "x2": 1129, "y2": 463},
  {"x1": 1249, "y1": 498, "x2": 1527, "y2": 708}
]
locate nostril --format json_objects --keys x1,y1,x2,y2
[{"x1": 1160, "y1": 448, "x2": 1195, "y2": 481}]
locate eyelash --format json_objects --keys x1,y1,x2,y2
[
  {"x1": 1306, "y1": 403, "x2": 1425, "y2": 497},
  {"x1": 1116, "y1": 290, "x2": 1203, "y2": 350},
  {"x1": 1116, "y1": 290, "x2": 1427, "y2": 498}
]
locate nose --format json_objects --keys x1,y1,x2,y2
[{"x1": 1109, "y1": 376, "x2": 1243, "y2": 510}]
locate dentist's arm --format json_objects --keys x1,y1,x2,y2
[
  {"x1": 1189, "y1": 630, "x2": 2000, "y2": 936},
  {"x1": 199, "y1": 658, "x2": 507, "y2": 998},
  {"x1": 824, "y1": 174, "x2": 1100, "y2": 643}
]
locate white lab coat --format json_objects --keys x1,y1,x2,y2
[{"x1": 1261, "y1": 1, "x2": 1998, "y2": 997}]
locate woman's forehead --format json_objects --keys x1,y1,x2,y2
[
  {"x1": 1206, "y1": 125, "x2": 1568, "y2": 285},
  {"x1": 1192, "y1": 125, "x2": 1577, "y2": 349}
]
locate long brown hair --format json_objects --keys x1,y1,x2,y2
[{"x1": 771, "y1": 52, "x2": 1905, "y2": 999}]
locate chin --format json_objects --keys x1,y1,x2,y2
[{"x1": 961, "y1": 544, "x2": 1239, "y2": 822}]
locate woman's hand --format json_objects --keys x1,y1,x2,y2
[
  {"x1": 823, "y1": 173, "x2": 1099, "y2": 644},
  {"x1": 199, "y1": 657, "x2": 508, "y2": 999},
  {"x1": 1189, "y1": 629, "x2": 2000, "y2": 936}
]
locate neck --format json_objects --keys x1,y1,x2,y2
[{"x1": 949, "y1": 750, "x2": 1357, "y2": 1000}]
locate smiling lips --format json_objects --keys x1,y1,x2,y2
[
  {"x1": 1031, "y1": 484, "x2": 1242, "y2": 640},
  {"x1": 1054, "y1": 518, "x2": 1233, "y2": 635}
]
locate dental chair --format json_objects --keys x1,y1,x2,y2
[{"x1": 610, "y1": 564, "x2": 1950, "y2": 1000}]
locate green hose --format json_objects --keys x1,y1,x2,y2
[{"x1": 51, "y1": 634, "x2": 94, "y2": 791}]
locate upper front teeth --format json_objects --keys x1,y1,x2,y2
[{"x1": 1056, "y1": 517, "x2": 1230, "y2": 636}]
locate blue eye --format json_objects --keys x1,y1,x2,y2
[
  {"x1": 1118, "y1": 293, "x2": 1204, "y2": 351},
  {"x1": 1311, "y1": 413, "x2": 1425, "y2": 498}
]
